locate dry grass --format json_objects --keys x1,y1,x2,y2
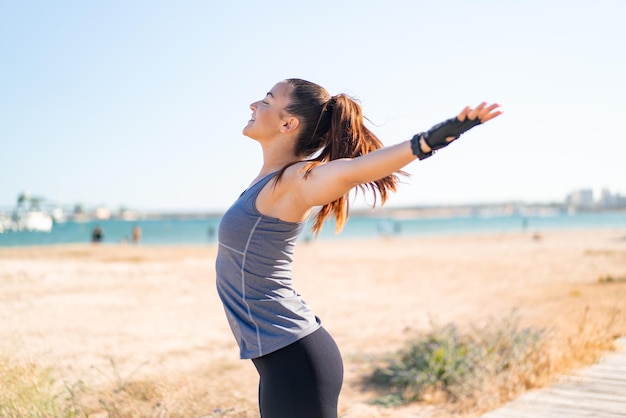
[
  {"x1": 366, "y1": 304, "x2": 623, "y2": 416},
  {"x1": 1, "y1": 305, "x2": 621, "y2": 418},
  {"x1": 470, "y1": 304, "x2": 621, "y2": 414},
  {"x1": 0, "y1": 355, "x2": 61, "y2": 417},
  {"x1": 598, "y1": 273, "x2": 626, "y2": 283},
  {"x1": 0, "y1": 357, "x2": 257, "y2": 417}
]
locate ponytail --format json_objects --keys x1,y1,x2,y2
[{"x1": 277, "y1": 79, "x2": 404, "y2": 235}]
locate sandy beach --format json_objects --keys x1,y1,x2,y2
[{"x1": 2, "y1": 228, "x2": 626, "y2": 417}]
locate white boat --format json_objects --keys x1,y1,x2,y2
[
  {"x1": 0, "y1": 214, "x2": 11, "y2": 233},
  {"x1": 9, "y1": 191, "x2": 54, "y2": 233},
  {"x1": 12, "y1": 210, "x2": 53, "y2": 232}
]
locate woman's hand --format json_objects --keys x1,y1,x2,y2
[
  {"x1": 438, "y1": 102, "x2": 501, "y2": 144},
  {"x1": 458, "y1": 102, "x2": 502, "y2": 124},
  {"x1": 413, "y1": 102, "x2": 502, "y2": 157}
]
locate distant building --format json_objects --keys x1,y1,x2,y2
[
  {"x1": 565, "y1": 188, "x2": 626, "y2": 211},
  {"x1": 600, "y1": 189, "x2": 614, "y2": 209},
  {"x1": 566, "y1": 189, "x2": 595, "y2": 210},
  {"x1": 599, "y1": 188, "x2": 626, "y2": 209}
]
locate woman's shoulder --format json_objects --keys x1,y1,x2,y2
[{"x1": 284, "y1": 160, "x2": 325, "y2": 180}]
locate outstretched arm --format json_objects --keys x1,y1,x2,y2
[{"x1": 295, "y1": 102, "x2": 502, "y2": 207}]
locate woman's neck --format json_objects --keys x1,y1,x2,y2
[{"x1": 258, "y1": 140, "x2": 300, "y2": 177}]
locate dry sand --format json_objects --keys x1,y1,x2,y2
[{"x1": 1, "y1": 228, "x2": 626, "y2": 417}]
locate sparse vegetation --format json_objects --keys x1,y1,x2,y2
[
  {"x1": 0, "y1": 355, "x2": 252, "y2": 418},
  {"x1": 367, "y1": 308, "x2": 621, "y2": 413},
  {"x1": 598, "y1": 273, "x2": 626, "y2": 283},
  {"x1": 368, "y1": 312, "x2": 542, "y2": 406},
  {"x1": 0, "y1": 355, "x2": 62, "y2": 417},
  {"x1": 1, "y1": 305, "x2": 621, "y2": 418}
]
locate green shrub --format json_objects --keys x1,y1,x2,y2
[{"x1": 369, "y1": 313, "x2": 543, "y2": 404}]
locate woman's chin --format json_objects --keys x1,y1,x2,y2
[{"x1": 242, "y1": 127, "x2": 256, "y2": 140}]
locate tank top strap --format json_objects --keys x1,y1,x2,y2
[{"x1": 241, "y1": 171, "x2": 279, "y2": 199}]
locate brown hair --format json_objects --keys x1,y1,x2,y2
[{"x1": 277, "y1": 78, "x2": 404, "y2": 234}]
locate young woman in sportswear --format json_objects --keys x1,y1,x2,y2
[{"x1": 215, "y1": 78, "x2": 501, "y2": 417}]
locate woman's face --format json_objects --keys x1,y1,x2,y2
[{"x1": 243, "y1": 80, "x2": 292, "y2": 140}]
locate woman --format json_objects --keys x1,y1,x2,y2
[{"x1": 215, "y1": 78, "x2": 501, "y2": 417}]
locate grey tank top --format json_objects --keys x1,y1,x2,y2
[{"x1": 215, "y1": 171, "x2": 321, "y2": 359}]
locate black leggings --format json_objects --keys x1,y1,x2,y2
[{"x1": 251, "y1": 327, "x2": 343, "y2": 418}]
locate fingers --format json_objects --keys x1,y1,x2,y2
[
  {"x1": 480, "y1": 108, "x2": 502, "y2": 123},
  {"x1": 457, "y1": 106, "x2": 471, "y2": 121},
  {"x1": 479, "y1": 103, "x2": 502, "y2": 123},
  {"x1": 467, "y1": 102, "x2": 487, "y2": 120},
  {"x1": 458, "y1": 102, "x2": 502, "y2": 125},
  {"x1": 461, "y1": 102, "x2": 502, "y2": 123},
  {"x1": 485, "y1": 103, "x2": 500, "y2": 112}
]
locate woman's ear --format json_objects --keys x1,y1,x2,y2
[{"x1": 280, "y1": 116, "x2": 300, "y2": 133}]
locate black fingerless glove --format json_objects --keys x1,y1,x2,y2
[{"x1": 410, "y1": 116, "x2": 482, "y2": 160}]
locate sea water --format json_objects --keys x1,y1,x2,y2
[{"x1": 1, "y1": 211, "x2": 626, "y2": 247}]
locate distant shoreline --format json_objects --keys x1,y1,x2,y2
[
  {"x1": 11, "y1": 204, "x2": 623, "y2": 223},
  {"x1": 130, "y1": 205, "x2": 626, "y2": 224},
  {"x1": 2, "y1": 209, "x2": 626, "y2": 248}
]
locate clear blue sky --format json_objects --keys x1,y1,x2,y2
[{"x1": 2, "y1": 0, "x2": 624, "y2": 213}]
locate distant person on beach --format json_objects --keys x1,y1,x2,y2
[
  {"x1": 215, "y1": 78, "x2": 501, "y2": 417},
  {"x1": 207, "y1": 225, "x2": 216, "y2": 241},
  {"x1": 131, "y1": 224, "x2": 142, "y2": 244},
  {"x1": 91, "y1": 226, "x2": 103, "y2": 243}
]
